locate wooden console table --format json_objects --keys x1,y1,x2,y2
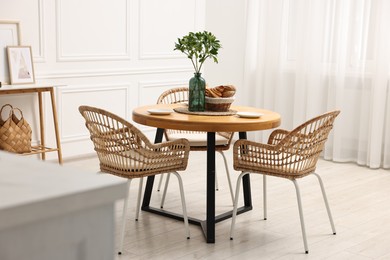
[{"x1": 0, "y1": 84, "x2": 63, "y2": 164}]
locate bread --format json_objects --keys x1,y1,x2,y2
[
  {"x1": 222, "y1": 90, "x2": 236, "y2": 97},
  {"x1": 206, "y1": 88, "x2": 220, "y2": 98},
  {"x1": 216, "y1": 85, "x2": 225, "y2": 92},
  {"x1": 224, "y1": 85, "x2": 236, "y2": 91},
  {"x1": 205, "y1": 85, "x2": 236, "y2": 98}
]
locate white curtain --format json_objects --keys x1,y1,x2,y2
[{"x1": 240, "y1": 0, "x2": 390, "y2": 169}]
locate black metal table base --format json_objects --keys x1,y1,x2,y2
[
  {"x1": 141, "y1": 205, "x2": 253, "y2": 243},
  {"x1": 141, "y1": 129, "x2": 252, "y2": 243}
]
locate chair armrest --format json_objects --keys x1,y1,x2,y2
[
  {"x1": 233, "y1": 139, "x2": 284, "y2": 170},
  {"x1": 234, "y1": 139, "x2": 277, "y2": 154},
  {"x1": 112, "y1": 126, "x2": 190, "y2": 162},
  {"x1": 233, "y1": 139, "x2": 280, "y2": 162},
  {"x1": 146, "y1": 138, "x2": 190, "y2": 161},
  {"x1": 151, "y1": 138, "x2": 190, "y2": 153},
  {"x1": 267, "y1": 129, "x2": 290, "y2": 145}
]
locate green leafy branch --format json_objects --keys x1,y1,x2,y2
[{"x1": 174, "y1": 31, "x2": 222, "y2": 74}]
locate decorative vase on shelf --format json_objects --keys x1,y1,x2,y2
[{"x1": 188, "y1": 73, "x2": 206, "y2": 112}]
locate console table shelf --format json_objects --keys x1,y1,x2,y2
[
  {"x1": 24, "y1": 145, "x2": 59, "y2": 155},
  {"x1": 0, "y1": 84, "x2": 63, "y2": 164}
]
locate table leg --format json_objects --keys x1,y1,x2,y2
[
  {"x1": 49, "y1": 88, "x2": 63, "y2": 164},
  {"x1": 239, "y1": 132, "x2": 252, "y2": 207},
  {"x1": 38, "y1": 92, "x2": 45, "y2": 160},
  {"x1": 206, "y1": 132, "x2": 216, "y2": 243}
]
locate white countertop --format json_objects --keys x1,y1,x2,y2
[{"x1": 0, "y1": 151, "x2": 127, "y2": 230}]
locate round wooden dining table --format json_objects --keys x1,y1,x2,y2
[{"x1": 132, "y1": 103, "x2": 281, "y2": 243}]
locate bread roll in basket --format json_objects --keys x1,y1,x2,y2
[{"x1": 205, "y1": 85, "x2": 236, "y2": 112}]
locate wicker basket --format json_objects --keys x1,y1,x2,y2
[
  {"x1": 205, "y1": 97, "x2": 235, "y2": 112},
  {"x1": 0, "y1": 104, "x2": 32, "y2": 153}
]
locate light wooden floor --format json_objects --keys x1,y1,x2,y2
[{"x1": 67, "y1": 150, "x2": 390, "y2": 259}]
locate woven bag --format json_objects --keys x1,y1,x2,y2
[{"x1": 0, "y1": 104, "x2": 32, "y2": 153}]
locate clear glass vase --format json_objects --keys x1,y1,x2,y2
[{"x1": 188, "y1": 73, "x2": 206, "y2": 112}]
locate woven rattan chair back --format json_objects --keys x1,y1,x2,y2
[
  {"x1": 157, "y1": 87, "x2": 190, "y2": 105},
  {"x1": 234, "y1": 110, "x2": 340, "y2": 179},
  {"x1": 79, "y1": 105, "x2": 189, "y2": 178}
]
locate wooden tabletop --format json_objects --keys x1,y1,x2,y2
[{"x1": 132, "y1": 104, "x2": 281, "y2": 132}]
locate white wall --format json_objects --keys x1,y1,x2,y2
[
  {"x1": 205, "y1": 0, "x2": 246, "y2": 100},
  {"x1": 0, "y1": 0, "x2": 246, "y2": 160}
]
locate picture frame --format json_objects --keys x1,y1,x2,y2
[
  {"x1": 0, "y1": 21, "x2": 21, "y2": 85},
  {"x1": 7, "y1": 46, "x2": 35, "y2": 84}
]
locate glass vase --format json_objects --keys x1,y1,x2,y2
[{"x1": 188, "y1": 73, "x2": 206, "y2": 112}]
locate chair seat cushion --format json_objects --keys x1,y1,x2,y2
[{"x1": 167, "y1": 133, "x2": 229, "y2": 147}]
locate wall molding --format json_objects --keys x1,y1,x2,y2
[
  {"x1": 55, "y1": 0, "x2": 131, "y2": 62},
  {"x1": 35, "y1": 66, "x2": 193, "y2": 79},
  {"x1": 138, "y1": 79, "x2": 188, "y2": 89},
  {"x1": 137, "y1": 79, "x2": 187, "y2": 131},
  {"x1": 32, "y1": 0, "x2": 46, "y2": 62},
  {"x1": 138, "y1": 79, "x2": 188, "y2": 104},
  {"x1": 138, "y1": 0, "x2": 199, "y2": 60},
  {"x1": 57, "y1": 83, "x2": 130, "y2": 142}
]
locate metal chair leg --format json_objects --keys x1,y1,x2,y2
[
  {"x1": 292, "y1": 179, "x2": 309, "y2": 254},
  {"x1": 135, "y1": 177, "x2": 144, "y2": 221},
  {"x1": 218, "y1": 151, "x2": 234, "y2": 204},
  {"x1": 263, "y1": 175, "x2": 267, "y2": 220},
  {"x1": 230, "y1": 171, "x2": 249, "y2": 240},
  {"x1": 157, "y1": 174, "x2": 164, "y2": 191},
  {"x1": 118, "y1": 180, "x2": 132, "y2": 255},
  {"x1": 313, "y1": 173, "x2": 336, "y2": 235},
  {"x1": 215, "y1": 166, "x2": 219, "y2": 191},
  {"x1": 172, "y1": 171, "x2": 190, "y2": 239},
  {"x1": 160, "y1": 173, "x2": 171, "y2": 208}
]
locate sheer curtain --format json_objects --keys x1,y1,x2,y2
[{"x1": 240, "y1": 0, "x2": 390, "y2": 169}]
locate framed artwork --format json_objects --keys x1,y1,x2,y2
[
  {"x1": 0, "y1": 21, "x2": 20, "y2": 85},
  {"x1": 7, "y1": 46, "x2": 35, "y2": 84}
]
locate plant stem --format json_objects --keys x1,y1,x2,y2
[
  {"x1": 195, "y1": 54, "x2": 199, "y2": 73},
  {"x1": 197, "y1": 55, "x2": 209, "y2": 73},
  {"x1": 191, "y1": 59, "x2": 197, "y2": 73}
]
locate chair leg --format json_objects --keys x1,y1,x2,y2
[
  {"x1": 215, "y1": 167, "x2": 219, "y2": 191},
  {"x1": 135, "y1": 177, "x2": 144, "y2": 221},
  {"x1": 263, "y1": 175, "x2": 267, "y2": 220},
  {"x1": 157, "y1": 174, "x2": 164, "y2": 191},
  {"x1": 313, "y1": 173, "x2": 336, "y2": 235},
  {"x1": 230, "y1": 171, "x2": 249, "y2": 240},
  {"x1": 160, "y1": 173, "x2": 171, "y2": 208},
  {"x1": 171, "y1": 171, "x2": 190, "y2": 239},
  {"x1": 292, "y1": 179, "x2": 309, "y2": 254},
  {"x1": 118, "y1": 179, "x2": 132, "y2": 255},
  {"x1": 218, "y1": 151, "x2": 234, "y2": 204}
]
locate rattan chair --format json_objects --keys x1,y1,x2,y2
[
  {"x1": 79, "y1": 105, "x2": 191, "y2": 255},
  {"x1": 230, "y1": 110, "x2": 340, "y2": 254},
  {"x1": 156, "y1": 87, "x2": 235, "y2": 206}
]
